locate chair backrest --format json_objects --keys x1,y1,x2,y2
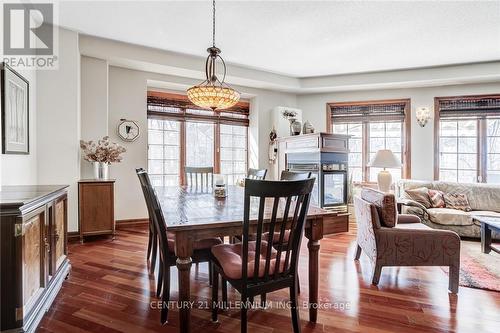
[
  {"x1": 136, "y1": 168, "x2": 171, "y2": 254},
  {"x1": 185, "y1": 166, "x2": 213, "y2": 188},
  {"x1": 280, "y1": 170, "x2": 312, "y2": 181},
  {"x1": 241, "y1": 178, "x2": 315, "y2": 285},
  {"x1": 247, "y1": 168, "x2": 267, "y2": 180},
  {"x1": 353, "y1": 196, "x2": 379, "y2": 263},
  {"x1": 360, "y1": 187, "x2": 397, "y2": 228}
]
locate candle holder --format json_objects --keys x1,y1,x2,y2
[{"x1": 213, "y1": 174, "x2": 227, "y2": 198}]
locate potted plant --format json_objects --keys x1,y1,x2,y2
[{"x1": 80, "y1": 136, "x2": 126, "y2": 179}]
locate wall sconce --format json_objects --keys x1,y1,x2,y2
[{"x1": 416, "y1": 107, "x2": 431, "y2": 127}]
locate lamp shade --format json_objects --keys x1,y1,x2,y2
[{"x1": 369, "y1": 149, "x2": 401, "y2": 168}]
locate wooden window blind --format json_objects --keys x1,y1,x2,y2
[
  {"x1": 329, "y1": 100, "x2": 407, "y2": 123},
  {"x1": 147, "y1": 91, "x2": 250, "y2": 126},
  {"x1": 437, "y1": 95, "x2": 500, "y2": 119}
]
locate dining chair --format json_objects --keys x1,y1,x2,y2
[
  {"x1": 136, "y1": 169, "x2": 223, "y2": 324},
  {"x1": 280, "y1": 170, "x2": 312, "y2": 181},
  {"x1": 136, "y1": 168, "x2": 157, "y2": 274},
  {"x1": 185, "y1": 166, "x2": 213, "y2": 188},
  {"x1": 211, "y1": 178, "x2": 315, "y2": 333},
  {"x1": 247, "y1": 168, "x2": 267, "y2": 180}
]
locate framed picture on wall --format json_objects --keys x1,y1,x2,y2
[{"x1": 1, "y1": 62, "x2": 29, "y2": 154}]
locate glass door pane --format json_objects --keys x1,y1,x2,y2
[
  {"x1": 147, "y1": 119, "x2": 180, "y2": 186},
  {"x1": 220, "y1": 124, "x2": 247, "y2": 185},
  {"x1": 323, "y1": 173, "x2": 346, "y2": 205},
  {"x1": 186, "y1": 121, "x2": 214, "y2": 168}
]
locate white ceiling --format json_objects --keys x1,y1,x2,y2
[{"x1": 59, "y1": 0, "x2": 500, "y2": 78}]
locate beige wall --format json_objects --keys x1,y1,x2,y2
[
  {"x1": 297, "y1": 82, "x2": 500, "y2": 181},
  {"x1": 37, "y1": 28, "x2": 81, "y2": 232}
]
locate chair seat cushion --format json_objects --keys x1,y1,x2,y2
[
  {"x1": 426, "y1": 208, "x2": 500, "y2": 226},
  {"x1": 211, "y1": 241, "x2": 286, "y2": 279},
  {"x1": 167, "y1": 232, "x2": 222, "y2": 252}
]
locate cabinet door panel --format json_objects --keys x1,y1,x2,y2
[
  {"x1": 22, "y1": 214, "x2": 44, "y2": 314},
  {"x1": 80, "y1": 183, "x2": 114, "y2": 233},
  {"x1": 54, "y1": 199, "x2": 66, "y2": 270}
]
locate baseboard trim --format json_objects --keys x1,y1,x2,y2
[
  {"x1": 116, "y1": 218, "x2": 149, "y2": 229},
  {"x1": 67, "y1": 231, "x2": 80, "y2": 242}
]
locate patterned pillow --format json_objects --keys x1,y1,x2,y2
[
  {"x1": 428, "y1": 189, "x2": 445, "y2": 208},
  {"x1": 404, "y1": 187, "x2": 432, "y2": 209},
  {"x1": 443, "y1": 193, "x2": 472, "y2": 212}
]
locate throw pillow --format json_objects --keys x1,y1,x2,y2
[
  {"x1": 404, "y1": 187, "x2": 432, "y2": 209},
  {"x1": 443, "y1": 193, "x2": 472, "y2": 212},
  {"x1": 428, "y1": 189, "x2": 446, "y2": 208}
]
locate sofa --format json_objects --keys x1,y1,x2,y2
[
  {"x1": 354, "y1": 188, "x2": 460, "y2": 293},
  {"x1": 397, "y1": 180, "x2": 500, "y2": 239}
]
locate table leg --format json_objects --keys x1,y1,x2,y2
[
  {"x1": 175, "y1": 232, "x2": 194, "y2": 333},
  {"x1": 481, "y1": 222, "x2": 492, "y2": 254},
  {"x1": 305, "y1": 217, "x2": 323, "y2": 323}
]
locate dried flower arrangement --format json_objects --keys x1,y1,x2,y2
[
  {"x1": 80, "y1": 136, "x2": 126, "y2": 164},
  {"x1": 281, "y1": 109, "x2": 298, "y2": 120}
]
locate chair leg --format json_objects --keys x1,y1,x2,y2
[
  {"x1": 241, "y1": 294, "x2": 248, "y2": 333},
  {"x1": 354, "y1": 244, "x2": 362, "y2": 260},
  {"x1": 290, "y1": 279, "x2": 301, "y2": 333},
  {"x1": 372, "y1": 264, "x2": 382, "y2": 285},
  {"x1": 297, "y1": 274, "x2": 301, "y2": 294},
  {"x1": 222, "y1": 278, "x2": 228, "y2": 309},
  {"x1": 146, "y1": 224, "x2": 153, "y2": 260},
  {"x1": 208, "y1": 262, "x2": 213, "y2": 286},
  {"x1": 160, "y1": 265, "x2": 170, "y2": 325},
  {"x1": 260, "y1": 293, "x2": 266, "y2": 308},
  {"x1": 150, "y1": 234, "x2": 158, "y2": 273},
  {"x1": 449, "y1": 262, "x2": 460, "y2": 293},
  {"x1": 211, "y1": 269, "x2": 219, "y2": 322},
  {"x1": 156, "y1": 261, "x2": 163, "y2": 298}
]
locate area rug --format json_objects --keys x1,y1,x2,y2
[{"x1": 442, "y1": 240, "x2": 500, "y2": 292}]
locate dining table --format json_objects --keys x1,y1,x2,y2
[{"x1": 155, "y1": 184, "x2": 337, "y2": 333}]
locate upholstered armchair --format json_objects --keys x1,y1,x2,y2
[{"x1": 354, "y1": 188, "x2": 461, "y2": 293}]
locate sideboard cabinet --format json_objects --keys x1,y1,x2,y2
[{"x1": 0, "y1": 185, "x2": 70, "y2": 333}]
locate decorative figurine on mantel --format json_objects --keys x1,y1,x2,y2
[
  {"x1": 80, "y1": 136, "x2": 126, "y2": 179},
  {"x1": 303, "y1": 120, "x2": 315, "y2": 134},
  {"x1": 281, "y1": 109, "x2": 301, "y2": 135}
]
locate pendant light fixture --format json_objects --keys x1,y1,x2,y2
[{"x1": 187, "y1": 0, "x2": 240, "y2": 110}]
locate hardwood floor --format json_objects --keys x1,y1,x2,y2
[{"x1": 38, "y1": 224, "x2": 500, "y2": 333}]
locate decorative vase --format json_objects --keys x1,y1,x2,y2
[
  {"x1": 290, "y1": 119, "x2": 302, "y2": 136},
  {"x1": 93, "y1": 162, "x2": 109, "y2": 180},
  {"x1": 303, "y1": 120, "x2": 315, "y2": 134}
]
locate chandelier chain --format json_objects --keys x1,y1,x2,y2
[{"x1": 212, "y1": 0, "x2": 216, "y2": 47}]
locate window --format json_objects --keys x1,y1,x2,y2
[
  {"x1": 329, "y1": 99, "x2": 410, "y2": 183},
  {"x1": 487, "y1": 119, "x2": 500, "y2": 183},
  {"x1": 147, "y1": 119, "x2": 180, "y2": 186},
  {"x1": 438, "y1": 120, "x2": 477, "y2": 183},
  {"x1": 186, "y1": 121, "x2": 214, "y2": 167},
  {"x1": 435, "y1": 95, "x2": 500, "y2": 184},
  {"x1": 147, "y1": 91, "x2": 249, "y2": 185},
  {"x1": 220, "y1": 124, "x2": 247, "y2": 185}
]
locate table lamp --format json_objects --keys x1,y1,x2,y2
[{"x1": 369, "y1": 149, "x2": 401, "y2": 192}]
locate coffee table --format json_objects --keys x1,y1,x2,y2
[{"x1": 472, "y1": 216, "x2": 500, "y2": 254}]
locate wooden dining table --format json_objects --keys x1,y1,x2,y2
[{"x1": 155, "y1": 185, "x2": 336, "y2": 333}]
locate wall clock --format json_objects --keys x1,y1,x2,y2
[{"x1": 117, "y1": 119, "x2": 140, "y2": 142}]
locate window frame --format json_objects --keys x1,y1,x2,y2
[
  {"x1": 433, "y1": 94, "x2": 500, "y2": 183},
  {"x1": 326, "y1": 99, "x2": 412, "y2": 184},
  {"x1": 147, "y1": 91, "x2": 249, "y2": 185}
]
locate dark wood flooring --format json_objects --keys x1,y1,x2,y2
[{"x1": 37, "y1": 223, "x2": 500, "y2": 333}]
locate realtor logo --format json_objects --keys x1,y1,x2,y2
[
  {"x1": 2, "y1": 3, "x2": 58, "y2": 69},
  {"x1": 3, "y1": 3, "x2": 54, "y2": 55}
]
